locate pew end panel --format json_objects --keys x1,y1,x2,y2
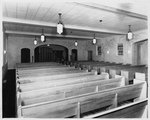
[
  {"x1": 114, "y1": 75, "x2": 125, "y2": 87},
  {"x1": 121, "y1": 70, "x2": 130, "y2": 85},
  {"x1": 133, "y1": 79, "x2": 147, "y2": 101},
  {"x1": 100, "y1": 67, "x2": 106, "y2": 74},
  {"x1": 101, "y1": 72, "x2": 109, "y2": 79},
  {"x1": 135, "y1": 72, "x2": 148, "y2": 97}
]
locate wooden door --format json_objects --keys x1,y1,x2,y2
[
  {"x1": 71, "y1": 49, "x2": 78, "y2": 61},
  {"x1": 21, "y1": 48, "x2": 30, "y2": 63},
  {"x1": 88, "y1": 51, "x2": 92, "y2": 61},
  {"x1": 35, "y1": 46, "x2": 53, "y2": 62}
]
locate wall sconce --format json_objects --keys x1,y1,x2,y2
[
  {"x1": 4, "y1": 50, "x2": 6, "y2": 54},
  {"x1": 107, "y1": 51, "x2": 109, "y2": 54},
  {"x1": 57, "y1": 13, "x2": 63, "y2": 34},
  {"x1": 128, "y1": 50, "x2": 131, "y2": 54},
  {"x1": 41, "y1": 29, "x2": 45, "y2": 42}
]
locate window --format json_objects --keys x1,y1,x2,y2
[
  {"x1": 97, "y1": 46, "x2": 102, "y2": 55},
  {"x1": 117, "y1": 44, "x2": 123, "y2": 55}
]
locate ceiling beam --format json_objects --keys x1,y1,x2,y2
[
  {"x1": 3, "y1": 17, "x2": 126, "y2": 35},
  {"x1": 6, "y1": 30, "x2": 104, "y2": 40},
  {"x1": 75, "y1": 2, "x2": 147, "y2": 20}
]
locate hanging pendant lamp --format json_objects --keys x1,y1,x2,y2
[
  {"x1": 93, "y1": 34, "x2": 96, "y2": 44},
  {"x1": 75, "y1": 41, "x2": 78, "y2": 46},
  {"x1": 41, "y1": 29, "x2": 45, "y2": 42},
  {"x1": 57, "y1": 13, "x2": 63, "y2": 34},
  {"x1": 34, "y1": 36, "x2": 37, "y2": 45},
  {"x1": 127, "y1": 25, "x2": 133, "y2": 40}
]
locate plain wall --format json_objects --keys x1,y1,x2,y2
[
  {"x1": 93, "y1": 29, "x2": 148, "y2": 65},
  {"x1": 7, "y1": 29, "x2": 148, "y2": 69}
]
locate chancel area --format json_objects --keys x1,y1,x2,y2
[{"x1": 2, "y1": 0, "x2": 148, "y2": 118}]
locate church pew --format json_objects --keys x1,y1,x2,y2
[
  {"x1": 16, "y1": 63, "x2": 69, "y2": 71},
  {"x1": 84, "y1": 73, "x2": 148, "y2": 118},
  {"x1": 18, "y1": 72, "x2": 107, "y2": 92},
  {"x1": 78, "y1": 61, "x2": 112, "y2": 70},
  {"x1": 84, "y1": 99, "x2": 148, "y2": 118},
  {"x1": 17, "y1": 67, "x2": 82, "y2": 78},
  {"x1": 99, "y1": 64, "x2": 145, "y2": 73},
  {"x1": 17, "y1": 76, "x2": 147, "y2": 118},
  {"x1": 19, "y1": 75, "x2": 123, "y2": 106},
  {"x1": 108, "y1": 67, "x2": 147, "y2": 85},
  {"x1": 70, "y1": 61, "x2": 105, "y2": 69},
  {"x1": 16, "y1": 62, "x2": 60, "y2": 68},
  {"x1": 17, "y1": 69, "x2": 97, "y2": 83}
]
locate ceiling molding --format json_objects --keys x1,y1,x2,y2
[
  {"x1": 3, "y1": 17, "x2": 126, "y2": 35},
  {"x1": 6, "y1": 30, "x2": 104, "y2": 40},
  {"x1": 75, "y1": 2, "x2": 147, "y2": 20}
]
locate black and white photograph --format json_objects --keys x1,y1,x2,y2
[{"x1": 1, "y1": 0, "x2": 149, "y2": 119}]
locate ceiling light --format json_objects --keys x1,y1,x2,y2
[
  {"x1": 34, "y1": 36, "x2": 37, "y2": 45},
  {"x1": 75, "y1": 41, "x2": 78, "y2": 46},
  {"x1": 41, "y1": 29, "x2": 45, "y2": 42},
  {"x1": 57, "y1": 13, "x2": 63, "y2": 34},
  {"x1": 127, "y1": 25, "x2": 133, "y2": 40},
  {"x1": 93, "y1": 34, "x2": 96, "y2": 44}
]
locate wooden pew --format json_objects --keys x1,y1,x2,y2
[
  {"x1": 16, "y1": 63, "x2": 69, "y2": 71},
  {"x1": 18, "y1": 72, "x2": 108, "y2": 92},
  {"x1": 84, "y1": 99, "x2": 148, "y2": 118},
  {"x1": 19, "y1": 74, "x2": 123, "y2": 106},
  {"x1": 17, "y1": 75, "x2": 147, "y2": 118},
  {"x1": 109, "y1": 66, "x2": 147, "y2": 85},
  {"x1": 17, "y1": 69, "x2": 97, "y2": 84},
  {"x1": 84, "y1": 72, "x2": 148, "y2": 118},
  {"x1": 16, "y1": 62, "x2": 60, "y2": 68},
  {"x1": 17, "y1": 67, "x2": 82, "y2": 78}
]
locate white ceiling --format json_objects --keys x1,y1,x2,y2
[{"x1": 2, "y1": 0, "x2": 148, "y2": 39}]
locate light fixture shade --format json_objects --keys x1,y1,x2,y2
[
  {"x1": 41, "y1": 34, "x2": 45, "y2": 42},
  {"x1": 127, "y1": 32, "x2": 133, "y2": 40},
  {"x1": 57, "y1": 23, "x2": 63, "y2": 34},
  {"x1": 75, "y1": 41, "x2": 78, "y2": 46},
  {"x1": 93, "y1": 38, "x2": 96, "y2": 44},
  {"x1": 34, "y1": 40, "x2": 37, "y2": 45},
  {"x1": 127, "y1": 25, "x2": 133, "y2": 40}
]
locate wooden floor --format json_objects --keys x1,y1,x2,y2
[{"x1": 3, "y1": 69, "x2": 16, "y2": 118}]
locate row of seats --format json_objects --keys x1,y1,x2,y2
[{"x1": 16, "y1": 61, "x2": 148, "y2": 118}]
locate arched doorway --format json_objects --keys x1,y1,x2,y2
[
  {"x1": 21, "y1": 48, "x2": 30, "y2": 63},
  {"x1": 71, "y1": 49, "x2": 78, "y2": 62},
  {"x1": 34, "y1": 44, "x2": 68, "y2": 62}
]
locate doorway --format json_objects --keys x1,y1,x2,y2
[
  {"x1": 35, "y1": 46, "x2": 53, "y2": 62},
  {"x1": 87, "y1": 51, "x2": 93, "y2": 61},
  {"x1": 71, "y1": 49, "x2": 78, "y2": 62},
  {"x1": 133, "y1": 39, "x2": 148, "y2": 65},
  {"x1": 34, "y1": 44, "x2": 68, "y2": 62},
  {"x1": 21, "y1": 48, "x2": 30, "y2": 63}
]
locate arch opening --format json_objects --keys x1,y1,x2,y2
[{"x1": 34, "y1": 44, "x2": 68, "y2": 63}]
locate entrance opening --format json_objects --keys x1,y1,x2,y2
[
  {"x1": 21, "y1": 48, "x2": 30, "y2": 63},
  {"x1": 34, "y1": 44, "x2": 68, "y2": 62}
]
